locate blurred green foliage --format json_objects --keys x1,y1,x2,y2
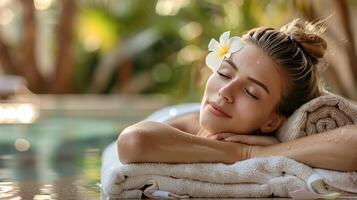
[
  {"x1": 72, "y1": 0, "x2": 295, "y2": 103},
  {"x1": 2, "y1": 0, "x2": 356, "y2": 100}
]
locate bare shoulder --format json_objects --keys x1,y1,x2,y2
[{"x1": 164, "y1": 112, "x2": 200, "y2": 135}]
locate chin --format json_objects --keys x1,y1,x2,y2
[
  {"x1": 199, "y1": 111, "x2": 222, "y2": 134},
  {"x1": 199, "y1": 110, "x2": 252, "y2": 135}
]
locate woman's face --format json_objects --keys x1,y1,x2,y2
[{"x1": 200, "y1": 43, "x2": 286, "y2": 134}]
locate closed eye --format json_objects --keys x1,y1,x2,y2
[
  {"x1": 218, "y1": 70, "x2": 259, "y2": 100},
  {"x1": 217, "y1": 71, "x2": 231, "y2": 79},
  {"x1": 245, "y1": 89, "x2": 258, "y2": 100}
]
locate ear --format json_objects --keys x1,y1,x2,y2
[{"x1": 260, "y1": 113, "x2": 287, "y2": 133}]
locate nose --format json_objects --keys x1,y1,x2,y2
[{"x1": 218, "y1": 81, "x2": 236, "y2": 104}]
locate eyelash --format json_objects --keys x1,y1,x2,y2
[
  {"x1": 217, "y1": 71, "x2": 259, "y2": 100},
  {"x1": 217, "y1": 71, "x2": 230, "y2": 79},
  {"x1": 245, "y1": 89, "x2": 258, "y2": 100}
]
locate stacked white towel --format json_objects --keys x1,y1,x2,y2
[{"x1": 101, "y1": 142, "x2": 357, "y2": 199}]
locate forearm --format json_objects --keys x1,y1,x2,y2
[
  {"x1": 251, "y1": 125, "x2": 357, "y2": 171},
  {"x1": 118, "y1": 121, "x2": 248, "y2": 164}
]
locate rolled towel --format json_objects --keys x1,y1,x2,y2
[{"x1": 277, "y1": 90, "x2": 357, "y2": 142}]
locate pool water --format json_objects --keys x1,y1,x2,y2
[{"x1": 0, "y1": 95, "x2": 168, "y2": 199}]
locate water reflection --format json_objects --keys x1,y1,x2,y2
[
  {"x1": 33, "y1": 184, "x2": 56, "y2": 200},
  {"x1": 0, "y1": 181, "x2": 20, "y2": 200},
  {"x1": 0, "y1": 135, "x2": 114, "y2": 199},
  {"x1": 0, "y1": 135, "x2": 112, "y2": 199},
  {"x1": 0, "y1": 93, "x2": 165, "y2": 199},
  {"x1": 79, "y1": 149, "x2": 102, "y2": 197},
  {"x1": 0, "y1": 144, "x2": 39, "y2": 181},
  {"x1": 0, "y1": 179, "x2": 100, "y2": 200},
  {"x1": 52, "y1": 143, "x2": 103, "y2": 197}
]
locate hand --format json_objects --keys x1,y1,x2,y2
[{"x1": 207, "y1": 132, "x2": 280, "y2": 146}]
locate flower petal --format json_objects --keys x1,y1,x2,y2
[
  {"x1": 224, "y1": 52, "x2": 232, "y2": 59},
  {"x1": 228, "y1": 36, "x2": 244, "y2": 53},
  {"x1": 219, "y1": 31, "x2": 230, "y2": 46},
  {"x1": 208, "y1": 39, "x2": 220, "y2": 51},
  {"x1": 206, "y1": 51, "x2": 223, "y2": 71}
]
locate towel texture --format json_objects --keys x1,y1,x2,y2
[
  {"x1": 277, "y1": 90, "x2": 357, "y2": 142},
  {"x1": 101, "y1": 142, "x2": 357, "y2": 199}
]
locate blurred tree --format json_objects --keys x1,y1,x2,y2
[
  {"x1": 0, "y1": 0, "x2": 77, "y2": 93},
  {"x1": 294, "y1": 0, "x2": 357, "y2": 99},
  {"x1": 52, "y1": 0, "x2": 76, "y2": 93},
  {"x1": 0, "y1": 0, "x2": 356, "y2": 102}
]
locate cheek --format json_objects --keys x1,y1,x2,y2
[
  {"x1": 235, "y1": 100, "x2": 259, "y2": 120},
  {"x1": 205, "y1": 75, "x2": 220, "y2": 93},
  {"x1": 201, "y1": 75, "x2": 221, "y2": 105},
  {"x1": 229, "y1": 99, "x2": 269, "y2": 131},
  {"x1": 206, "y1": 75, "x2": 228, "y2": 102}
]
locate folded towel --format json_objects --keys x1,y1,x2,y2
[
  {"x1": 277, "y1": 90, "x2": 357, "y2": 142},
  {"x1": 101, "y1": 142, "x2": 357, "y2": 199}
]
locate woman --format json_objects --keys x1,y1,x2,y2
[{"x1": 117, "y1": 19, "x2": 357, "y2": 171}]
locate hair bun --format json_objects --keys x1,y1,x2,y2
[{"x1": 280, "y1": 19, "x2": 327, "y2": 64}]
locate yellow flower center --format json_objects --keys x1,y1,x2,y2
[{"x1": 219, "y1": 45, "x2": 229, "y2": 57}]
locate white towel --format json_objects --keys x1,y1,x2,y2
[
  {"x1": 101, "y1": 142, "x2": 357, "y2": 199},
  {"x1": 277, "y1": 90, "x2": 357, "y2": 142}
]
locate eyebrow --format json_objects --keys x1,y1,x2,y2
[{"x1": 224, "y1": 58, "x2": 270, "y2": 95}]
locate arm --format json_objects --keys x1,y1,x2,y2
[
  {"x1": 117, "y1": 121, "x2": 250, "y2": 164},
  {"x1": 250, "y1": 124, "x2": 357, "y2": 171}
]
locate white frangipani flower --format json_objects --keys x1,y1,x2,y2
[{"x1": 205, "y1": 31, "x2": 244, "y2": 71}]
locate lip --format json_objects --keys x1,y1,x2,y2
[{"x1": 208, "y1": 102, "x2": 232, "y2": 118}]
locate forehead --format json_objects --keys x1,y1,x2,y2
[{"x1": 229, "y1": 44, "x2": 283, "y2": 95}]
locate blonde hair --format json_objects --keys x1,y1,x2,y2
[{"x1": 242, "y1": 18, "x2": 327, "y2": 116}]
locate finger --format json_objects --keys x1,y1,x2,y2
[
  {"x1": 207, "y1": 134, "x2": 221, "y2": 140},
  {"x1": 204, "y1": 133, "x2": 215, "y2": 139},
  {"x1": 215, "y1": 133, "x2": 236, "y2": 140},
  {"x1": 206, "y1": 132, "x2": 218, "y2": 138},
  {"x1": 206, "y1": 132, "x2": 233, "y2": 140}
]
